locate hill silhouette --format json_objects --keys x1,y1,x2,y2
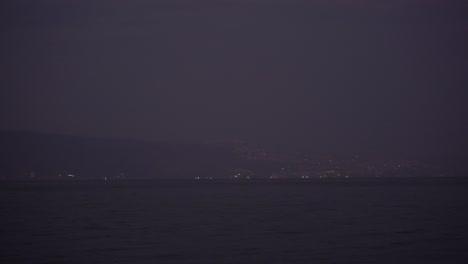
[{"x1": 0, "y1": 131, "x2": 277, "y2": 180}]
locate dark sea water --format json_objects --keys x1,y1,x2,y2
[{"x1": 1, "y1": 178, "x2": 468, "y2": 264}]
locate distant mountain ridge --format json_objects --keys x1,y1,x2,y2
[
  {"x1": 0, "y1": 130, "x2": 266, "y2": 180},
  {"x1": 1, "y1": 130, "x2": 459, "y2": 180}
]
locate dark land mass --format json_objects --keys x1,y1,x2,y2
[
  {"x1": 0, "y1": 130, "x2": 278, "y2": 180},
  {"x1": 0, "y1": 131, "x2": 460, "y2": 180}
]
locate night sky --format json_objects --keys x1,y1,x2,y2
[{"x1": 1, "y1": 0, "x2": 467, "y2": 158}]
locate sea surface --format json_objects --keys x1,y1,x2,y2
[{"x1": 1, "y1": 178, "x2": 468, "y2": 263}]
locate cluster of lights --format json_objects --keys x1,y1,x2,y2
[
  {"x1": 58, "y1": 173, "x2": 75, "y2": 177},
  {"x1": 233, "y1": 173, "x2": 251, "y2": 179},
  {"x1": 194, "y1": 177, "x2": 213, "y2": 180}
]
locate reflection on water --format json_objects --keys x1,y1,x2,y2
[{"x1": 1, "y1": 179, "x2": 467, "y2": 263}]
